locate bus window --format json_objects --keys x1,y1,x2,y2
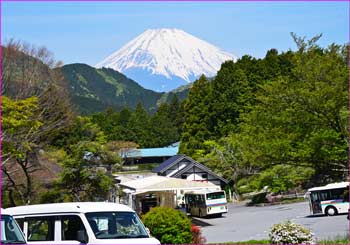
[{"x1": 206, "y1": 192, "x2": 225, "y2": 200}]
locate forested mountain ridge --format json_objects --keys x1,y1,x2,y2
[{"x1": 61, "y1": 63, "x2": 190, "y2": 114}]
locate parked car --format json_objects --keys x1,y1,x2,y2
[
  {"x1": 1, "y1": 208, "x2": 26, "y2": 244},
  {"x1": 6, "y1": 202, "x2": 160, "y2": 244}
]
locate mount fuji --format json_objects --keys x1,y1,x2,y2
[{"x1": 96, "y1": 28, "x2": 236, "y2": 92}]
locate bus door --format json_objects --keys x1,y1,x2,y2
[{"x1": 310, "y1": 191, "x2": 322, "y2": 214}]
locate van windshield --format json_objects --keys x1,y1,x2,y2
[
  {"x1": 85, "y1": 212, "x2": 149, "y2": 239},
  {"x1": 1, "y1": 215, "x2": 26, "y2": 244}
]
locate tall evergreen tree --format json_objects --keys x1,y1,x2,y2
[{"x1": 180, "y1": 75, "x2": 213, "y2": 156}]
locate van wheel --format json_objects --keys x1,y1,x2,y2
[{"x1": 325, "y1": 206, "x2": 337, "y2": 216}]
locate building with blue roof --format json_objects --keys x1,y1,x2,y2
[{"x1": 124, "y1": 142, "x2": 179, "y2": 164}]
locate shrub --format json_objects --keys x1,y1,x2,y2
[
  {"x1": 269, "y1": 221, "x2": 314, "y2": 244},
  {"x1": 142, "y1": 207, "x2": 193, "y2": 244},
  {"x1": 251, "y1": 192, "x2": 268, "y2": 204},
  {"x1": 191, "y1": 224, "x2": 206, "y2": 244}
]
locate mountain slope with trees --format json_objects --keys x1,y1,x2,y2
[{"x1": 61, "y1": 63, "x2": 190, "y2": 114}]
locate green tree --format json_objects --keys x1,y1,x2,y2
[
  {"x1": 198, "y1": 135, "x2": 255, "y2": 198},
  {"x1": 238, "y1": 38, "x2": 347, "y2": 186},
  {"x1": 149, "y1": 103, "x2": 179, "y2": 147},
  {"x1": 180, "y1": 75, "x2": 213, "y2": 156},
  {"x1": 169, "y1": 94, "x2": 185, "y2": 135},
  {"x1": 2, "y1": 96, "x2": 42, "y2": 206},
  {"x1": 52, "y1": 140, "x2": 116, "y2": 202},
  {"x1": 53, "y1": 116, "x2": 106, "y2": 151},
  {"x1": 127, "y1": 103, "x2": 151, "y2": 147},
  {"x1": 249, "y1": 165, "x2": 315, "y2": 194},
  {"x1": 2, "y1": 40, "x2": 73, "y2": 206},
  {"x1": 210, "y1": 61, "x2": 252, "y2": 137}
]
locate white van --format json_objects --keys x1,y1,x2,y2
[
  {"x1": 6, "y1": 202, "x2": 160, "y2": 244},
  {"x1": 1, "y1": 208, "x2": 27, "y2": 244}
]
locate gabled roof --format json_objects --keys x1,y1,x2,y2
[
  {"x1": 153, "y1": 154, "x2": 185, "y2": 172},
  {"x1": 153, "y1": 154, "x2": 228, "y2": 184},
  {"x1": 172, "y1": 160, "x2": 228, "y2": 184}
]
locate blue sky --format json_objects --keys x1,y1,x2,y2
[{"x1": 2, "y1": 1, "x2": 348, "y2": 66}]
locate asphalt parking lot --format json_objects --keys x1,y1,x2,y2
[{"x1": 193, "y1": 201, "x2": 349, "y2": 243}]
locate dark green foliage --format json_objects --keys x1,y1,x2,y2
[
  {"x1": 142, "y1": 207, "x2": 193, "y2": 244},
  {"x1": 250, "y1": 192, "x2": 268, "y2": 204},
  {"x1": 149, "y1": 103, "x2": 180, "y2": 147},
  {"x1": 90, "y1": 101, "x2": 183, "y2": 148},
  {"x1": 180, "y1": 49, "x2": 296, "y2": 156},
  {"x1": 180, "y1": 75, "x2": 213, "y2": 156}
]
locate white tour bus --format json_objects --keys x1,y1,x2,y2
[
  {"x1": 1, "y1": 208, "x2": 27, "y2": 244},
  {"x1": 305, "y1": 182, "x2": 349, "y2": 216},
  {"x1": 184, "y1": 190, "x2": 228, "y2": 217},
  {"x1": 6, "y1": 202, "x2": 160, "y2": 244}
]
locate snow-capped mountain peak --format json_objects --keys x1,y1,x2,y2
[{"x1": 96, "y1": 28, "x2": 236, "y2": 91}]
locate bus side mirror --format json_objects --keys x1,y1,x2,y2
[
  {"x1": 145, "y1": 227, "x2": 151, "y2": 235},
  {"x1": 77, "y1": 230, "x2": 89, "y2": 244}
]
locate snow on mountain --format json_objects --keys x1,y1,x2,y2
[{"x1": 96, "y1": 28, "x2": 236, "y2": 91}]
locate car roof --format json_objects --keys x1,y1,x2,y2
[
  {"x1": 1, "y1": 208, "x2": 10, "y2": 215},
  {"x1": 6, "y1": 202, "x2": 134, "y2": 216}
]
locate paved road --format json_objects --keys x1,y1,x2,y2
[{"x1": 193, "y1": 201, "x2": 349, "y2": 243}]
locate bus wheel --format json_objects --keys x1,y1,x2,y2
[{"x1": 325, "y1": 206, "x2": 337, "y2": 216}]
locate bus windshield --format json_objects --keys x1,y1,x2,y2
[
  {"x1": 206, "y1": 192, "x2": 225, "y2": 200},
  {"x1": 1, "y1": 215, "x2": 26, "y2": 244}
]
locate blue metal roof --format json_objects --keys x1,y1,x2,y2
[
  {"x1": 125, "y1": 145, "x2": 179, "y2": 158},
  {"x1": 153, "y1": 154, "x2": 184, "y2": 173}
]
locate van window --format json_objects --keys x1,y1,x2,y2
[
  {"x1": 61, "y1": 215, "x2": 85, "y2": 241},
  {"x1": 85, "y1": 212, "x2": 149, "y2": 239},
  {"x1": 27, "y1": 217, "x2": 55, "y2": 241},
  {"x1": 14, "y1": 218, "x2": 24, "y2": 231},
  {"x1": 1, "y1": 215, "x2": 26, "y2": 244}
]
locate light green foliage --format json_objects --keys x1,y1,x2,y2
[
  {"x1": 142, "y1": 207, "x2": 193, "y2": 244},
  {"x1": 239, "y1": 41, "x2": 347, "y2": 185},
  {"x1": 2, "y1": 96, "x2": 42, "y2": 158},
  {"x1": 269, "y1": 221, "x2": 314, "y2": 244},
  {"x1": 197, "y1": 135, "x2": 253, "y2": 196},
  {"x1": 252, "y1": 165, "x2": 315, "y2": 194}
]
